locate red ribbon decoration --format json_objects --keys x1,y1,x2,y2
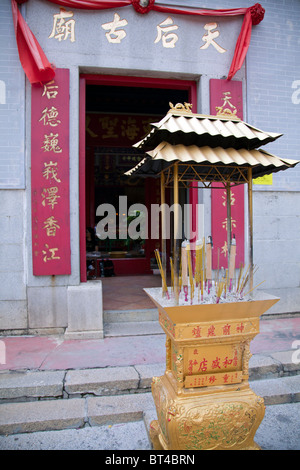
[
  {"x1": 131, "y1": 0, "x2": 155, "y2": 15},
  {"x1": 11, "y1": 0, "x2": 265, "y2": 84}
]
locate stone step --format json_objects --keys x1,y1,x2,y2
[
  {"x1": 103, "y1": 308, "x2": 158, "y2": 324},
  {"x1": 251, "y1": 375, "x2": 300, "y2": 405},
  {"x1": 0, "y1": 350, "x2": 299, "y2": 402},
  {"x1": 104, "y1": 320, "x2": 163, "y2": 337},
  {"x1": 0, "y1": 392, "x2": 154, "y2": 436},
  {"x1": 1, "y1": 375, "x2": 300, "y2": 436},
  {"x1": 1, "y1": 403, "x2": 300, "y2": 450}
]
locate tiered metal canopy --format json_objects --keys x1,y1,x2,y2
[{"x1": 126, "y1": 103, "x2": 299, "y2": 305}]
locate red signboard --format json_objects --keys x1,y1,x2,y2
[
  {"x1": 210, "y1": 79, "x2": 244, "y2": 270},
  {"x1": 31, "y1": 68, "x2": 71, "y2": 275},
  {"x1": 211, "y1": 183, "x2": 245, "y2": 270}
]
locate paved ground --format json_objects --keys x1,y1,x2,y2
[
  {"x1": 1, "y1": 316, "x2": 299, "y2": 371},
  {"x1": 0, "y1": 314, "x2": 299, "y2": 451},
  {"x1": 1, "y1": 402, "x2": 299, "y2": 451}
]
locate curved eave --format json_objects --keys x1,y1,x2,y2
[
  {"x1": 133, "y1": 113, "x2": 283, "y2": 151},
  {"x1": 125, "y1": 143, "x2": 299, "y2": 183}
]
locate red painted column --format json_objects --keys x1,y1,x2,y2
[
  {"x1": 210, "y1": 79, "x2": 245, "y2": 270},
  {"x1": 31, "y1": 68, "x2": 71, "y2": 275}
]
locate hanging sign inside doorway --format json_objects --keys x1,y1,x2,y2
[
  {"x1": 210, "y1": 79, "x2": 245, "y2": 270},
  {"x1": 86, "y1": 113, "x2": 158, "y2": 148},
  {"x1": 31, "y1": 68, "x2": 71, "y2": 275}
]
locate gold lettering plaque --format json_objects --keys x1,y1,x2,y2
[{"x1": 185, "y1": 370, "x2": 243, "y2": 388}]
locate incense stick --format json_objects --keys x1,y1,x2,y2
[
  {"x1": 181, "y1": 240, "x2": 188, "y2": 301},
  {"x1": 170, "y1": 257, "x2": 174, "y2": 294},
  {"x1": 154, "y1": 249, "x2": 169, "y2": 299},
  {"x1": 243, "y1": 280, "x2": 266, "y2": 297},
  {"x1": 187, "y1": 242, "x2": 194, "y2": 304}
]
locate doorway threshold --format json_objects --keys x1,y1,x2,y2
[{"x1": 101, "y1": 274, "x2": 165, "y2": 311}]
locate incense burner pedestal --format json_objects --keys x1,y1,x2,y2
[{"x1": 145, "y1": 289, "x2": 279, "y2": 451}]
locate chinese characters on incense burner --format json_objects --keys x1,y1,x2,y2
[{"x1": 154, "y1": 236, "x2": 264, "y2": 306}]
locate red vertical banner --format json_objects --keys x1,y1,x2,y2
[
  {"x1": 31, "y1": 68, "x2": 71, "y2": 275},
  {"x1": 210, "y1": 79, "x2": 244, "y2": 270}
]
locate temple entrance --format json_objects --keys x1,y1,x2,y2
[{"x1": 80, "y1": 74, "x2": 196, "y2": 281}]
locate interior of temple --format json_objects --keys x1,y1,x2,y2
[{"x1": 85, "y1": 83, "x2": 189, "y2": 277}]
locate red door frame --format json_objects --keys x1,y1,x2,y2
[{"x1": 79, "y1": 74, "x2": 197, "y2": 282}]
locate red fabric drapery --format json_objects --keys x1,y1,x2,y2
[{"x1": 11, "y1": 0, "x2": 265, "y2": 84}]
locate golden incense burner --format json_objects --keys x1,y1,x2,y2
[
  {"x1": 145, "y1": 289, "x2": 278, "y2": 450},
  {"x1": 127, "y1": 104, "x2": 299, "y2": 450}
]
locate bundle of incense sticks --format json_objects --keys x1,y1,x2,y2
[
  {"x1": 195, "y1": 239, "x2": 204, "y2": 302},
  {"x1": 154, "y1": 249, "x2": 169, "y2": 299},
  {"x1": 187, "y1": 242, "x2": 194, "y2": 304},
  {"x1": 206, "y1": 236, "x2": 213, "y2": 294},
  {"x1": 228, "y1": 236, "x2": 236, "y2": 292},
  {"x1": 181, "y1": 240, "x2": 188, "y2": 301},
  {"x1": 154, "y1": 237, "x2": 264, "y2": 304},
  {"x1": 169, "y1": 257, "x2": 174, "y2": 294}
]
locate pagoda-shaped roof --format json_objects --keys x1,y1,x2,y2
[
  {"x1": 134, "y1": 105, "x2": 282, "y2": 151},
  {"x1": 126, "y1": 104, "x2": 298, "y2": 186}
]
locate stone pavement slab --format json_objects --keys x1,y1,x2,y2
[
  {"x1": 65, "y1": 366, "x2": 139, "y2": 396},
  {"x1": 1, "y1": 373, "x2": 300, "y2": 436},
  {"x1": 134, "y1": 363, "x2": 166, "y2": 389},
  {"x1": 255, "y1": 402, "x2": 300, "y2": 450},
  {"x1": 0, "y1": 349, "x2": 299, "y2": 403},
  {"x1": 0, "y1": 420, "x2": 152, "y2": 450},
  {"x1": 0, "y1": 370, "x2": 65, "y2": 400},
  {"x1": 0, "y1": 402, "x2": 299, "y2": 450},
  {"x1": 104, "y1": 321, "x2": 162, "y2": 337},
  {"x1": 0, "y1": 392, "x2": 154, "y2": 436},
  {"x1": 87, "y1": 393, "x2": 153, "y2": 427},
  {"x1": 251, "y1": 375, "x2": 300, "y2": 405},
  {"x1": 0, "y1": 316, "x2": 299, "y2": 372},
  {"x1": 0, "y1": 398, "x2": 86, "y2": 435},
  {"x1": 29, "y1": 334, "x2": 166, "y2": 370}
]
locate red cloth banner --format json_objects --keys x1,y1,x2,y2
[
  {"x1": 210, "y1": 79, "x2": 244, "y2": 270},
  {"x1": 31, "y1": 68, "x2": 71, "y2": 275},
  {"x1": 11, "y1": 0, "x2": 265, "y2": 84}
]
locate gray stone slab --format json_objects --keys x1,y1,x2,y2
[
  {"x1": 271, "y1": 349, "x2": 300, "y2": 374},
  {"x1": 103, "y1": 309, "x2": 158, "y2": 323},
  {"x1": 255, "y1": 403, "x2": 300, "y2": 450},
  {"x1": 87, "y1": 392, "x2": 153, "y2": 426},
  {"x1": 134, "y1": 363, "x2": 165, "y2": 389},
  {"x1": 249, "y1": 353, "x2": 281, "y2": 380},
  {"x1": 250, "y1": 375, "x2": 300, "y2": 405},
  {"x1": 0, "y1": 398, "x2": 86, "y2": 435},
  {"x1": 28, "y1": 286, "x2": 68, "y2": 329},
  {"x1": 1, "y1": 401, "x2": 299, "y2": 450},
  {"x1": 104, "y1": 321, "x2": 162, "y2": 337},
  {"x1": 65, "y1": 367, "x2": 139, "y2": 396},
  {"x1": 0, "y1": 420, "x2": 152, "y2": 450},
  {"x1": 0, "y1": 371, "x2": 65, "y2": 400},
  {"x1": 66, "y1": 282, "x2": 103, "y2": 338}
]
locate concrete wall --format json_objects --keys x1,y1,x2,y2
[
  {"x1": 0, "y1": 1, "x2": 27, "y2": 331},
  {"x1": 253, "y1": 191, "x2": 300, "y2": 314},
  {"x1": 246, "y1": 0, "x2": 300, "y2": 312}
]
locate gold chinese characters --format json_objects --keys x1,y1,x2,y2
[{"x1": 48, "y1": 9, "x2": 227, "y2": 53}]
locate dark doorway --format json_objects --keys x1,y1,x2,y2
[{"x1": 80, "y1": 75, "x2": 196, "y2": 281}]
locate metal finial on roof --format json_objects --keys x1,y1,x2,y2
[{"x1": 169, "y1": 102, "x2": 193, "y2": 113}]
